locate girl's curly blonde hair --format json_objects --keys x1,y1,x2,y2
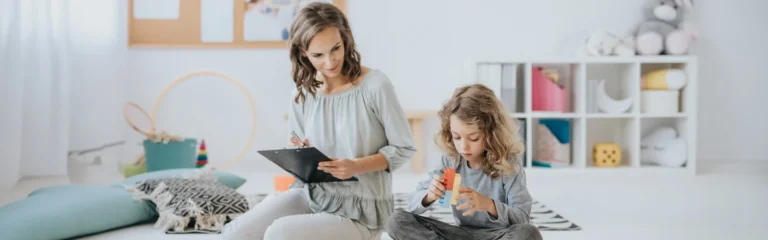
[{"x1": 436, "y1": 84, "x2": 525, "y2": 179}]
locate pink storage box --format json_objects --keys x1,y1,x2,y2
[{"x1": 532, "y1": 67, "x2": 567, "y2": 112}]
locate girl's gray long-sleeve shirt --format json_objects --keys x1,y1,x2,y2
[{"x1": 408, "y1": 155, "x2": 533, "y2": 228}]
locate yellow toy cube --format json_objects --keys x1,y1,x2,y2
[{"x1": 593, "y1": 143, "x2": 622, "y2": 167}]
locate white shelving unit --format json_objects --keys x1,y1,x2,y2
[{"x1": 467, "y1": 56, "x2": 697, "y2": 176}]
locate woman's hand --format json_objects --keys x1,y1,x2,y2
[
  {"x1": 289, "y1": 136, "x2": 310, "y2": 147},
  {"x1": 456, "y1": 186, "x2": 497, "y2": 217},
  {"x1": 422, "y1": 174, "x2": 445, "y2": 206},
  {"x1": 318, "y1": 158, "x2": 360, "y2": 180}
]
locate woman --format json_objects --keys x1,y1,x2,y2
[{"x1": 222, "y1": 2, "x2": 416, "y2": 240}]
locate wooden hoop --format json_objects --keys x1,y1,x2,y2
[
  {"x1": 123, "y1": 102, "x2": 155, "y2": 138},
  {"x1": 151, "y1": 71, "x2": 257, "y2": 170}
]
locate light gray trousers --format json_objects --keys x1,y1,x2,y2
[
  {"x1": 221, "y1": 189, "x2": 381, "y2": 240},
  {"x1": 386, "y1": 209, "x2": 543, "y2": 240}
]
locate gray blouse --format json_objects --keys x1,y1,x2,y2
[{"x1": 287, "y1": 69, "x2": 417, "y2": 230}]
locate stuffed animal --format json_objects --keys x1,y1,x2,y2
[
  {"x1": 578, "y1": 31, "x2": 635, "y2": 57},
  {"x1": 641, "y1": 127, "x2": 688, "y2": 167},
  {"x1": 634, "y1": 0, "x2": 698, "y2": 55}
]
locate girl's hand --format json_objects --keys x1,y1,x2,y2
[
  {"x1": 456, "y1": 186, "x2": 497, "y2": 217},
  {"x1": 423, "y1": 174, "x2": 445, "y2": 205},
  {"x1": 318, "y1": 158, "x2": 359, "y2": 180},
  {"x1": 289, "y1": 136, "x2": 310, "y2": 147}
]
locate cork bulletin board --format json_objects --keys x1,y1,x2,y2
[{"x1": 128, "y1": 0, "x2": 346, "y2": 48}]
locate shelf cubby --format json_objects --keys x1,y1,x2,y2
[
  {"x1": 639, "y1": 62, "x2": 696, "y2": 115},
  {"x1": 640, "y1": 117, "x2": 691, "y2": 169},
  {"x1": 529, "y1": 62, "x2": 584, "y2": 114},
  {"x1": 501, "y1": 63, "x2": 526, "y2": 114},
  {"x1": 528, "y1": 118, "x2": 585, "y2": 169},
  {"x1": 585, "y1": 63, "x2": 639, "y2": 114},
  {"x1": 586, "y1": 118, "x2": 638, "y2": 168}
]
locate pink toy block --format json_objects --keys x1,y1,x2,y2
[{"x1": 532, "y1": 67, "x2": 567, "y2": 112}]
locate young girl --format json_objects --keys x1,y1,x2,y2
[
  {"x1": 223, "y1": 2, "x2": 416, "y2": 240},
  {"x1": 386, "y1": 84, "x2": 542, "y2": 240}
]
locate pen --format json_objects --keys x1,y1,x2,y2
[{"x1": 291, "y1": 131, "x2": 306, "y2": 147}]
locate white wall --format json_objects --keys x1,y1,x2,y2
[
  {"x1": 67, "y1": 0, "x2": 767, "y2": 175},
  {"x1": 68, "y1": 0, "x2": 128, "y2": 153},
  {"x1": 690, "y1": 0, "x2": 768, "y2": 162}
]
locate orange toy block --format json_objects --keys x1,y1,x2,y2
[
  {"x1": 273, "y1": 175, "x2": 295, "y2": 192},
  {"x1": 443, "y1": 168, "x2": 455, "y2": 190}
]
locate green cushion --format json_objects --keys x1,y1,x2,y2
[
  {"x1": 0, "y1": 185, "x2": 157, "y2": 240},
  {"x1": 117, "y1": 169, "x2": 247, "y2": 189}
]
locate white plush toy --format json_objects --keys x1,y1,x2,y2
[
  {"x1": 578, "y1": 31, "x2": 635, "y2": 57},
  {"x1": 641, "y1": 127, "x2": 687, "y2": 167},
  {"x1": 654, "y1": 138, "x2": 688, "y2": 167}
]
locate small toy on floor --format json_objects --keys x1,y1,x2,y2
[{"x1": 196, "y1": 140, "x2": 208, "y2": 168}]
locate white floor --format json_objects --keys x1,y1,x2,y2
[{"x1": 2, "y1": 170, "x2": 767, "y2": 240}]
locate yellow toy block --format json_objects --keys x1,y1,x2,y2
[
  {"x1": 450, "y1": 174, "x2": 462, "y2": 205},
  {"x1": 593, "y1": 143, "x2": 621, "y2": 167}
]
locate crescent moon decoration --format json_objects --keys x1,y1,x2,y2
[{"x1": 596, "y1": 80, "x2": 633, "y2": 113}]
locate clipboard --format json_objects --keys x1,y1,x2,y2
[{"x1": 258, "y1": 147, "x2": 359, "y2": 183}]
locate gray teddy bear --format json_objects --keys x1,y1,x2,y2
[{"x1": 635, "y1": 0, "x2": 698, "y2": 55}]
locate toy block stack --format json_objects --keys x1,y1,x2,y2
[
  {"x1": 439, "y1": 168, "x2": 462, "y2": 207},
  {"x1": 196, "y1": 140, "x2": 208, "y2": 168}
]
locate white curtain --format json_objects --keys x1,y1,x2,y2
[
  {"x1": 0, "y1": 0, "x2": 124, "y2": 189},
  {"x1": 1, "y1": 0, "x2": 72, "y2": 189}
]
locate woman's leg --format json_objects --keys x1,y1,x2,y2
[
  {"x1": 264, "y1": 213, "x2": 381, "y2": 240},
  {"x1": 221, "y1": 189, "x2": 311, "y2": 240}
]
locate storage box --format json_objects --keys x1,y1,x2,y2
[
  {"x1": 532, "y1": 67, "x2": 567, "y2": 112},
  {"x1": 641, "y1": 90, "x2": 680, "y2": 113}
]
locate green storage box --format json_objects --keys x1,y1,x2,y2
[{"x1": 143, "y1": 138, "x2": 198, "y2": 172}]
